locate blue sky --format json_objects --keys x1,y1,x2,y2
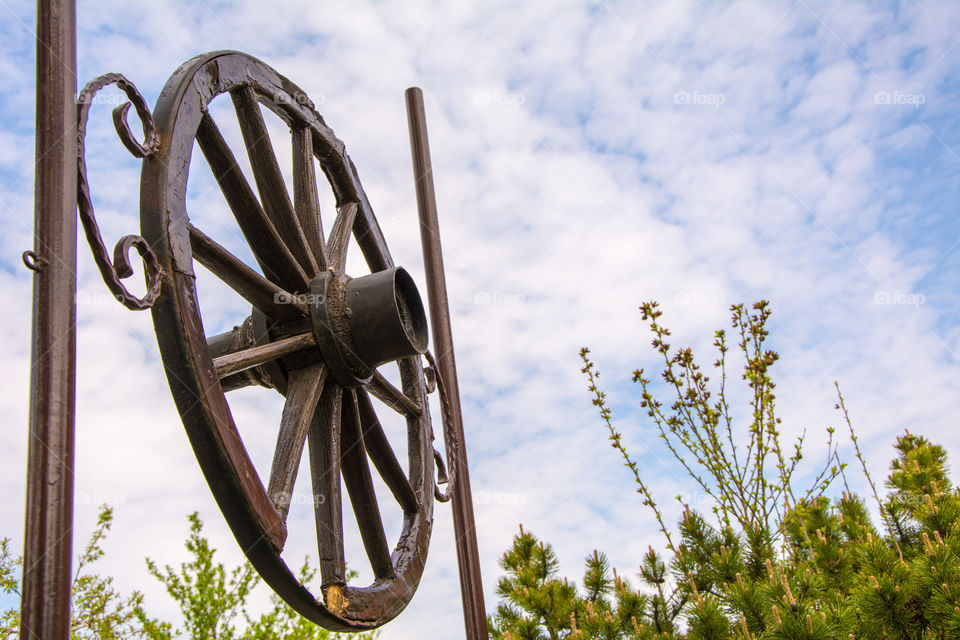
[{"x1": 3, "y1": 1, "x2": 960, "y2": 638}]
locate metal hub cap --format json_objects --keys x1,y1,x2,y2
[{"x1": 310, "y1": 266, "x2": 428, "y2": 388}]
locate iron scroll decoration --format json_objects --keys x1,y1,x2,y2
[
  {"x1": 76, "y1": 73, "x2": 164, "y2": 310},
  {"x1": 75, "y1": 51, "x2": 461, "y2": 631}
]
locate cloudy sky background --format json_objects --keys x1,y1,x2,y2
[{"x1": 3, "y1": 1, "x2": 960, "y2": 638}]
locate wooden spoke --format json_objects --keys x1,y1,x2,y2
[
  {"x1": 367, "y1": 369, "x2": 421, "y2": 417},
  {"x1": 196, "y1": 114, "x2": 309, "y2": 292},
  {"x1": 309, "y1": 384, "x2": 346, "y2": 586},
  {"x1": 341, "y1": 390, "x2": 393, "y2": 580},
  {"x1": 267, "y1": 364, "x2": 327, "y2": 521},
  {"x1": 188, "y1": 224, "x2": 308, "y2": 319},
  {"x1": 213, "y1": 332, "x2": 315, "y2": 379},
  {"x1": 356, "y1": 389, "x2": 418, "y2": 514},
  {"x1": 292, "y1": 126, "x2": 328, "y2": 269},
  {"x1": 327, "y1": 201, "x2": 358, "y2": 272},
  {"x1": 307, "y1": 136, "x2": 393, "y2": 273},
  {"x1": 231, "y1": 85, "x2": 319, "y2": 277}
]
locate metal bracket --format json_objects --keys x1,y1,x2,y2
[
  {"x1": 425, "y1": 350, "x2": 458, "y2": 503},
  {"x1": 76, "y1": 73, "x2": 165, "y2": 311},
  {"x1": 21, "y1": 250, "x2": 47, "y2": 272}
]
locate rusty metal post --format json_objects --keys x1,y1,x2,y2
[
  {"x1": 20, "y1": 0, "x2": 78, "y2": 638},
  {"x1": 405, "y1": 87, "x2": 487, "y2": 640}
]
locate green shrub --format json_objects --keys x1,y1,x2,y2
[
  {"x1": 1, "y1": 510, "x2": 376, "y2": 639},
  {"x1": 488, "y1": 302, "x2": 960, "y2": 640}
]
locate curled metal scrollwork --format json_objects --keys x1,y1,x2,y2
[
  {"x1": 425, "y1": 350, "x2": 458, "y2": 503},
  {"x1": 77, "y1": 73, "x2": 163, "y2": 311}
]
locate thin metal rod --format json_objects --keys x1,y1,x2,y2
[
  {"x1": 405, "y1": 86, "x2": 487, "y2": 640},
  {"x1": 21, "y1": 0, "x2": 78, "y2": 638}
]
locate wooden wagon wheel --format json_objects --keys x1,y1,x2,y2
[{"x1": 139, "y1": 51, "x2": 435, "y2": 631}]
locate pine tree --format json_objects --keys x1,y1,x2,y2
[{"x1": 489, "y1": 301, "x2": 960, "y2": 639}]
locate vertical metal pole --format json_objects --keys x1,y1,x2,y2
[
  {"x1": 21, "y1": 0, "x2": 78, "y2": 638},
  {"x1": 405, "y1": 87, "x2": 487, "y2": 640}
]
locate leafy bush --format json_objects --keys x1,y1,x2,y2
[
  {"x1": 488, "y1": 302, "x2": 960, "y2": 639},
  {"x1": 1, "y1": 510, "x2": 376, "y2": 640}
]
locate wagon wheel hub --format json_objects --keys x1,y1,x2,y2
[
  {"x1": 308, "y1": 266, "x2": 428, "y2": 388},
  {"x1": 212, "y1": 265, "x2": 429, "y2": 392}
]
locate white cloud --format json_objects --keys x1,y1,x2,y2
[{"x1": 3, "y1": 1, "x2": 960, "y2": 638}]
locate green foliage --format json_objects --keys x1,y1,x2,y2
[
  {"x1": 2, "y1": 507, "x2": 149, "y2": 639},
  {"x1": 1, "y1": 509, "x2": 376, "y2": 639},
  {"x1": 135, "y1": 513, "x2": 377, "y2": 640},
  {"x1": 488, "y1": 523, "x2": 577, "y2": 639},
  {"x1": 244, "y1": 558, "x2": 347, "y2": 640},
  {"x1": 1, "y1": 538, "x2": 22, "y2": 639},
  {"x1": 136, "y1": 511, "x2": 258, "y2": 639},
  {"x1": 488, "y1": 527, "x2": 657, "y2": 640},
  {"x1": 71, "y1": 507, "x2": 149, "y2": 639},
  {"x1": 489, "y1": 301, "x2": 960, "y2": 639}
]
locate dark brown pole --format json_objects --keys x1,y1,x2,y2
[
  {"x1": 21, "y1": 0, "x2": 78, "y2": 638},
  {"x1": 405, "y1": 87, "x2": 487, "y2": 640}
]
